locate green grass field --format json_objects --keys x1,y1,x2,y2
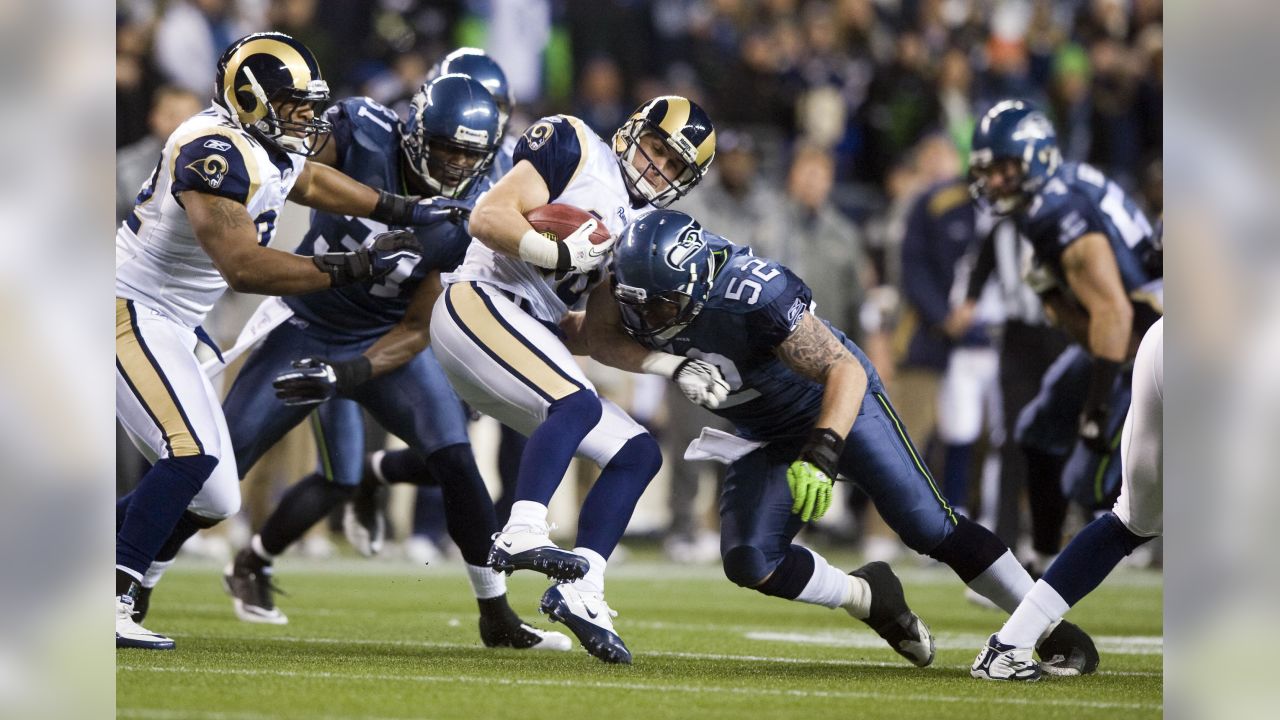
[{"x1": 117, "y1": 548, "x2": 1162, "y2": 720}]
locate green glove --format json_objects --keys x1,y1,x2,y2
[
  {"x1": 786, "y1": 460, "x2": 833, "y2": 522},
  {"x1": 786, "y1": 428, "x2": 845, "y2": 522}
]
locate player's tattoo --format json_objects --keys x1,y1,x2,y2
[
  {"x1": 204, "y1": 194, "x2": 252, "y2": 230},
  {"x1": 774, "y1": 312, "x2": 855, "y2": 384}
]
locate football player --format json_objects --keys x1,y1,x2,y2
[
  {"x1": 578, "y1": 209, "x2": 1100, "y2": 673},
  {"x1": 345, "y1": 47, "x2": 526, "y2": 548},
  {"x1": 967, "y1": 101, "x2": 1162, "y2": 572},
  {"x1": 115, "y1": 32, "x2": 458, "y2": 650},
  {"x1": 427, "y1": 97, "x2": 724, "y2": 663},
  {"x1": 972, "y1": 317, "x2": 1162, "y2": 681},
  {"x1": 134, "y1": 74, "x2": 570, "y2": 651}
]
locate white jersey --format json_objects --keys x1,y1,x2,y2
[
  {"x1": 115, "y1": 105, "x2": 305, "y2": 328},
  {"x1": 444, "y1": 114, "x2": 650, "y2": 323}
]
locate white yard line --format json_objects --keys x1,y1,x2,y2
[{"x1": 118, "y1": 664, "x2": 1161, "y2": 711}]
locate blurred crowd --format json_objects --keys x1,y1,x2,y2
[{"x1": 116, "y1": 0, "x2": 1161, "y2": 565}]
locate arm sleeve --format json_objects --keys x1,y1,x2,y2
[
  {"x1": 170, "y1": 134, "x2": 255, "y2": 204},
  {"x1": 512, "y1": 116, "x2": 586, "y2": 200}
]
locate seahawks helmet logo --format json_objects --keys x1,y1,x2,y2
[
  {"x1": 185, "y1": 154, "x2": 230, "y2": 189},
  {"x1": 664, "y1": 228, "x2": 706, "y2": 270}
]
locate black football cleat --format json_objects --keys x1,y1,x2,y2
[
  {"x1": 848, "y1": 561, "x2": 936, "y2": 667},
  {"x1": 1037, "y1": 619, "x2": 1100, "y2": 675}
]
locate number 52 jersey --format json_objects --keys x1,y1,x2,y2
[{"x1": 116, "y1": 105, "x2": 305, "y2": 328}]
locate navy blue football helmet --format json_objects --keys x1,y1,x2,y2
[
  {"x1": 214, "y1": 32, "x2": 331, "y2": 157},
  {"x1": 613, "y1": 96, "x2": 716, "y2": 208},
  {"x1": 612, "y1": 209, "x2": 717, "y2": 344},
  {"x1": 969, "y1": 100, "x2": 1061, "y2": 214},
  {"x1": 403, "y1": 74, "x2": 501, "y2": 198},
  {"x1": 431, "y1": 48, "x2": 515, "y2": 138}
]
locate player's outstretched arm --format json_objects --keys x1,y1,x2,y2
[
  {"x1": 289, "y1": 162, "x2": 465, "y2": 227},
  {"x1": 184, "y1": 191, "x2": 334, "y2": 295}
]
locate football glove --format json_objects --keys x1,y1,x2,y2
[
  {"x1": 371, "y1": 190, "x2": 470, "y2": 227},
  {"x1": 786, "y1": 428, "x2": 844, "y2": 522},
  {"x1": 673, "y1": 358, "x2": 730, "y2": 409},
  {"x1": 556, "y1": 218, "x2": 615, "y2": 274},
  {"x1": 311, "y1": 229, "x2": 423, "y2": 287},
  {"x1": 1078, "y1": 358, "x2": 1122, "y2": 453},
  {"x1": 273, "y1": 357, "x2": 372, "y2": 406}
]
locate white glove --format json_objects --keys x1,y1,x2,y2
[
  {"x1": 641, "y1": 352, "x2": 730, "y2": 409},
  {"x1": 561, "y1": 218, "x2": 615, "y2": 273}
]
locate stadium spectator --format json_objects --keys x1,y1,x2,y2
[{"x1": 116, "y1": 86, "x2": 202, "y2": 224}]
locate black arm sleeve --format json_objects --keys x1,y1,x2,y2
[{"x1": 965, "y1": 226, "x2": 998, "y2": 302}]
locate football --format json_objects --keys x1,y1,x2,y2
[{"x1": 525, "y1": 203, "x2": 612, "y2": 245}]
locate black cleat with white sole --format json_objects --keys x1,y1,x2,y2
[
  {"x1": 1037, "y1": 619, "x2": 1099, "y2": 675},
  {"x1": 540, "y1": 584, "x2": 631, "y2": 664},
  {"x1": 849, "y1": 561, "x2": 936, "y2": 667}
]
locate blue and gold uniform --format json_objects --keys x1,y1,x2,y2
[
  {"x1": 1015, "y1": 162, "x2": 1161, "y2": 507},
  {"x1": 222, "y1": 96, "x2": 486, "y2": 488}
]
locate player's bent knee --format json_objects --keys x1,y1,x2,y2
[
  {"x1": 548, "y1": 388, "x2": 603, "y2": 427},
  {"x1": 607, "y1": 433, "x2": 662, "y2": 475},
  {"x1": 1105, "y1": 512, "x2": 1154, "y2": 554},
  {"x1": 186, "y1": 453, "x2": 241, "y2": 521},
  {"x1": 722, "y1": 545, "x2": 772, "y2": 588}
]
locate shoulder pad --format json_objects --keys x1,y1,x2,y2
[
  {"x1": 513, "y1": 115, "x2": 591, "y2": 199},
  {"x1": 171, "y1": 130, "x2": 257, "y2": 204}
]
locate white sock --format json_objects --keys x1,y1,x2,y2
[
  {"x1": 142, "y1": 558, "x2": 175, "y2": 589},
  {"x1": 997, "y1": 579, "x2": 1069, "y2": 648},
  {"x1": 466, "y1": 563, "x2": 507, "y2": 599},
  {"x1": 966, "y1": 549, "x2": 1034, "y2": 614},
  {"x1": 251, "y1": 534, "x2": 275, "y2": 562},
  {"x1": 571, "y1": 546, "x2": 607, "y2": 594},
  {"x1": 506, "y1": 501, "x2": 549, "y2": 531},
  {"x1": 369, "y1": 449, "x2": 389, "y2": 484},
  {"x1": 794, "y1": 547, "x2": 863, "y2": 613}
]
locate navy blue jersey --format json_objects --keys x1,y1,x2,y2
[
  {"x1": 652, "y1": 238, "x2": 877, "y2": 442},
  {"x1": 1018, "y1": 163, "x2": 1162, "y2": 313},
  {"x1": 285, "y1": 97, "x2": 489, "y2": 341}
]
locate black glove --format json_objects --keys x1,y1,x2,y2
[
  {"x1": 311, "y1": 230, "x2": 423, "y2": 287},
  {"x1": 1077, "y1": 358, "x2": 1122, "y2": 453},
  {"x1": 272, "y1": 357, "x2": 372, "y2": 406},
  {"x1": 370, "y1": 190, "x2": 471, "y2": 226}
]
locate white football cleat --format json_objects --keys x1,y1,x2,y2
[
  {"x1": 971, "y1": 633, "x2": 1043, "y2": 681},
  {"x1": 487, "y1": 522, "x2": 588, "y2": 581},
  {"x1": 116, "y1": 594, "x2": 175, "y2": 650},
  {"x1": 540, "y1": 583, "x2": 631, "y2": 664}
]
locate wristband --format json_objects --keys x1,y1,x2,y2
[
  {"x1": 331, "y1": 356, "x2": 373, "y2": 390},
  {"x1": 371, "y1": 190, "x2": 414, "y2": 226},
  {"x1": 518, "y1": 228, "x2": 565, "y2": 270},
  {"x1": 639, "y1": 352, "x2": 684, "y2": 379},
  {"x1": 799, "y1": 427, "x2": 845, "y2": 479}
]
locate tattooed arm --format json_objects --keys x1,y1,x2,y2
[
  {"x1": 775, "y1": 311, "x2": 867, "y2": 438},
  {"x1": 183, "y1": 191, "x2": 333, "y2": 295}
]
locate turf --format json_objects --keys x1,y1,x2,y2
[{"x1": 117, "y1": 548, "x2": 1162, "y2": 720}]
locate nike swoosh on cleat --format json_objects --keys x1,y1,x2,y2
[
  {"x1": 501, "y1": 540, "x2": 513, "y2": 548},
  {"x1": 585, "y1": 606, "x2": 599, "y2": 619}
]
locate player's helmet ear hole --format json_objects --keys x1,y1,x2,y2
[{"x1": 613, "y1": 96, "x2": 716, "y2": 208}]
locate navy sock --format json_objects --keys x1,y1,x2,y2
[
  {"x1": 379, "y1": 447, "x2": 433, "y2": 485},
  {"x1": 258, "y1": 474, "x2": 354, "y2": 556},
  {"x1": 116, "y1": 491, "x2": 133, "y2": 533},
  {"x1": 575, "y1": 434, "x2": 661, "y2": 557},
  {"x1": 927, "y1": 515, "x2": 1011, "y2": 583},
  {"x1": 1043, "y1": 512, "x2": 1151, "y2": 606},
  {"x1": 1024, "y1": 447, "x2": 1069, "y2": 555},
  {"x1": 515, "y1": 389, "x2": 602, "y2": 505},
  {"x1": 755, "y1": 545, "x2": 817, "y2": 600},
  {"x1": 425, "y1": 444, "x2": 498, "y2": 566},
  {"x1": 116, "y1": 454, "x2": 217, "y2": 576},
  {"x1": 942, "y1": 442, "x2": 975, "y2": 511}
]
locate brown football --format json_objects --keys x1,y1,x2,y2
[{"x1": 525, "y1": 203, "x2": 612, "y2": 245}]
